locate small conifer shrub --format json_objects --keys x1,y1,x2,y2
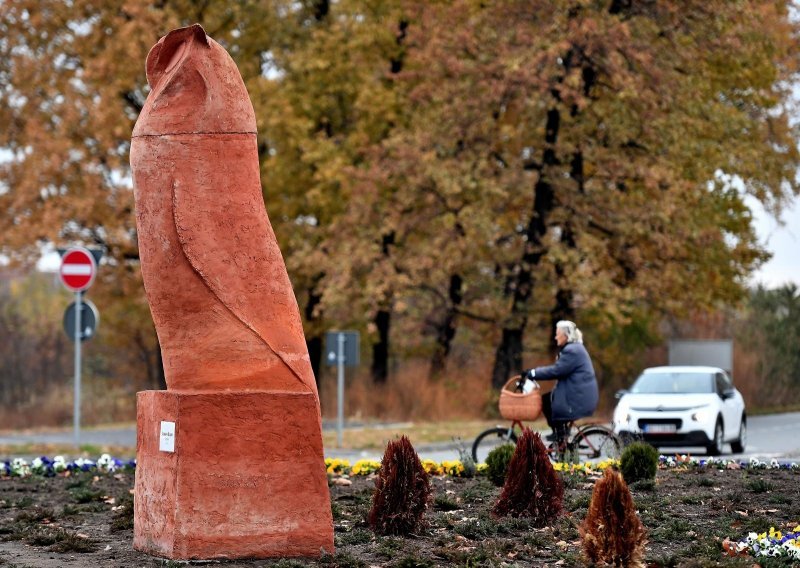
[
  {"x1": 619, "y1": 441, "x2": 659, "y2": 485},
  {"x1": 492, "y1": 429, "x2": 564, "y2": 526},
  {"x1": 581, "y1": 467, "x2": 647, "y2": 567},
  {"x1": 367, "y1": 436, "x2": 431, "y2": 536},
  {"x1": 485, "y1": 443, "x2": 515, "y2": 486}
]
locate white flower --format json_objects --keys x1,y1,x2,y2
[
  {"x1": 53, "y1": 455, "x2": 67, "y2": 473},
  {"x1": 11, "y1": 458, "x2": 30, "y2": 476},
  {"x1": 97, "y1": 454, "x2": 116, "y2": 472},
  {"x1": 770, "y1": 458, "x2": 780, "y2": 469},
  {"x1": 73, "y1": 458, "x2": 95, "y2": 470}
]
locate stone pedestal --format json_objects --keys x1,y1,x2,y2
[{"x1": 133, "y1": 390, "x2": 334, "y2": 559}]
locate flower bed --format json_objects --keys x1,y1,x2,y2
[
  {"x1": 4, "y1": 454, "x2": 799, "y2": 480},
  {"x1": 1, "y1": 453, "x2": 799, "y2": 566},
  {"x1": 1, "y1": 455, "x2": 136, "y2": 477},
  {"x1": 724, "y1": 526, "x2": 800, "y2": 560},
  {"x1": 659, "y1": 455, "x2": 800, "y2": 471}
]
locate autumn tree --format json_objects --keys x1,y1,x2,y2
[
  {"x1": 2, "y1": 0, "x2": 799, "y2": 407},
  {"x1": 738, "y1": 284, "x2": 800, "y2": 406},
  {"x1": 375, "y1": 0, "x2": 800, "y2": 387},
  {"x1": 249, "y1": 0, "x2": 413, "y2": 383}
]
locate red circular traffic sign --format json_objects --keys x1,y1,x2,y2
[{"x1": 59, "y1": 247, "x2": 97, "y2": 292}]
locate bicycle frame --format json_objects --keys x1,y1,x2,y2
[{"x1": 471, "y1": 418, "x2": 621, "y2": 464}]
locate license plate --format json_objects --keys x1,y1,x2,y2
[{"x1": 644, "y1": 424, "x2": 676, "y2": 434}]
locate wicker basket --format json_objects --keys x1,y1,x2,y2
[{"x1": 498, "y1": 375, "x2": 542, "y2": 421}]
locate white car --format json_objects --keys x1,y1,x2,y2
[{"x1": 612, "y1": 366, "x2": 746, "y2": 455}]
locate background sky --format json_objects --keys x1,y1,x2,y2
[{"x1": 749, "y1": 195, "x2": 800, "y2": 288}]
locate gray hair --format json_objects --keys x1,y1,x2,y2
[{"x1": 556, "y1": 320, "x2": 583, "y2": 344}]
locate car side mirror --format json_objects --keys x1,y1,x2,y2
[
  {"x1": 614, "y1": 389, "x2": 628, "y2": 400},
  {"x1": 721, "y1": 388, "x2": 735, "y2": 400}
]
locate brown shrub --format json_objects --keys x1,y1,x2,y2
[
  {"x1": 367, "y1": 435, "x2": 431, "y2": 535},
  {"x1": 580, "y1": 467, "x2": 647, "y2": 567},
  {"x1": 318, "y1": 359, "x2": 495, "y2": 422},
  {"x1": 491, "y1": 428, "x2": 563, "y2": 526}
]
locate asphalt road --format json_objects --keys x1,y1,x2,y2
[
  {"x1": 1, "y1": 412, "x2": 799, "y2": 463},
  {"x1": 328, "y1": 411, "x2": 800, "y2": 464}
]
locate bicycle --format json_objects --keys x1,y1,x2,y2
[{"x1": 471, "y1": 376, "x2": 623, "y2": 464}]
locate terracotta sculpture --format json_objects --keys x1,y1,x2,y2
[{"x1": 130, "y1": 24, "x2": 333, "y2": 559}]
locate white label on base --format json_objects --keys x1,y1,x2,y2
[{"x1": 159, "y1": 421, "x2": 176, "y2": 452}]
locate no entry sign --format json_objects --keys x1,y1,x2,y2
[{"x1": 59, "y1": 247, "x2": 97, "y2": 292}]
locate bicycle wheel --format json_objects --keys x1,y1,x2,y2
[
  {"x1": 571, "y1": 426, "x2": 622, "y2": 462},
  {"x1": 472, "y1": 427, "x2": 517, "y2": 463}
]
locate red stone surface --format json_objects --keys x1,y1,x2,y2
[
  {"x1": 130, "y1": 24, "x2": 333, "y2": 560},
  {"x1": 134, "y1": 390, "x2": 334, "y2": 559},
  {"x1": 130, "y1": 24, "x2": 316, "y2": 395}
]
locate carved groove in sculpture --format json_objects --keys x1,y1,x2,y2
[
  {"x1": 131, "y1": 24, "x2": 316, "y2": 395},
  {"x1": 131, "y1": 24, "x2": 333, "y2": 559}
]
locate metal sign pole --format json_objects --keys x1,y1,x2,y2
[
  {"x1": 74, "y1": 291, "x2": 82, "y2": 447},
  {"x1": 337, "y1": 332, "x2": 345, "y2": 448}
]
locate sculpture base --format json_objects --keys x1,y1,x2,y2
[{"x1": 133, "y1": 390, "x2": 334, "y2": 559}]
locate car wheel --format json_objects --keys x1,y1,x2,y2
[
  {"x1": 706, "y1": 419, "x2": 724, "y2": 456},
  {"x1": 731, "y1": 417, "x2": 747, "y2": 454}
]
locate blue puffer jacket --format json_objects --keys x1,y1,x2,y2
[{"x1": 534, "y1": 342, "x2": 599, "y2": 422}]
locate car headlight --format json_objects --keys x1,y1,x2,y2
[{"x1": 691, "y1": 407, "x2": 712, "y2": 422}]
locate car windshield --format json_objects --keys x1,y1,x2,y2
[{"x1": 630, "y1": 372, "x2": 714, "y2": 394}]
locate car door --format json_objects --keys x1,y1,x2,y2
[{"x1": 716, "y1": 372, "x2": 741, "y2": 439}]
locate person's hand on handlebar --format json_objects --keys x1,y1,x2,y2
[{"x1": 514, "y1": 369, "x2": 537, "y2": 393}]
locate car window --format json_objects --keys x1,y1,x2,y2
[
  {"x1": 715, "y1": 373, "x2": 727, "y2": 394},
  {"x1": 630, "y1": 372, "x2": 714, "y2": 394}
]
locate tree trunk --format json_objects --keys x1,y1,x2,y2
[
  {"x1": 307, "y1": 335, "x2": 323, "y2": 386},
  {"x1": 372, "y1": 231, "x2": 395, "y2": 384},
  {"x1": 492, "y1": 327, "x2": 525, "y2": 387},
  {"x1": 155, "y1": 338, "x2": 167, "y2": 390},
  {"x1": 304, "y1": 278, "x2": 324, "y2": 389},
  {"x1": 492, "y1": 33, "x2": 602, "y2": 384},
  {"x1": 491, "y1": 104, "x2": 560, "y2": 388},
  {"x1": 548, "y1": 151, "x2": 580, "y2": 355},
  {"x1": 371, "y1": 309, "x2": 391, "y2": 384},
  {"x1": 429, "y1": 274, "x2": 463, "y2": 379}
]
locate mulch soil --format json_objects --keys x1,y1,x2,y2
[{"x1": 0, "y1": 467, "x2": 798, "y2": 567}]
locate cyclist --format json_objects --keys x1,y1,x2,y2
[{"x1": 521, "y1": 320, "x2": 599, "y2": 444}]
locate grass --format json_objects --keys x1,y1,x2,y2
[
  {"x1": 110, "y1": 496, "x2": 134, "y2": 532},
  {"x1": 650, "y1": 518, "x2": 695, "y2": 542},
  {"x1": 14, "y1": 507, "x2": 55, "y2": 524},
  {"x1": 335, "y1": 528, "x2": 373, "y2": 547},
  {"x1": 319, "y1": 550, "x2": 367, "y2": 568},
  {"x1": 680, "y1": 495, "x2": 704, "y2": 505},
  {"x1": 320, "y1": 419, "x2": 548, "y2": 450},
  {"x1": 566, "y1": 494, "x2": 591, "y2": 512},
  {"x1": 394, "y1": 556, "x2": 436, "y2": 568},
  {"x1": 70, "y1": 487, "x2": 103, "y2": 504},
  {"x1": 460, "y1": 479, "x2": 496, "y2": 503},
  {"x1": 768, "y1": 493, "x2": 792, "y2": 505},
  {"x1": 374, "y1": 536, "x2": 404, "y2": 559},
  {"x1": 629, "y1": 479, "x2": 656, "y2": 491},
  {"x1": 745, "y1": 478, "x2": 776, "y2": 493},
  {"x1": 12, "y1": 525, "x2": 97, "y2": 553},
  {"x1": 0, "y1": 442, "x2": 135, "y2": 461},
  {"x1": 432, "y1": 495, "x2": 460, "y2": 512}
]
